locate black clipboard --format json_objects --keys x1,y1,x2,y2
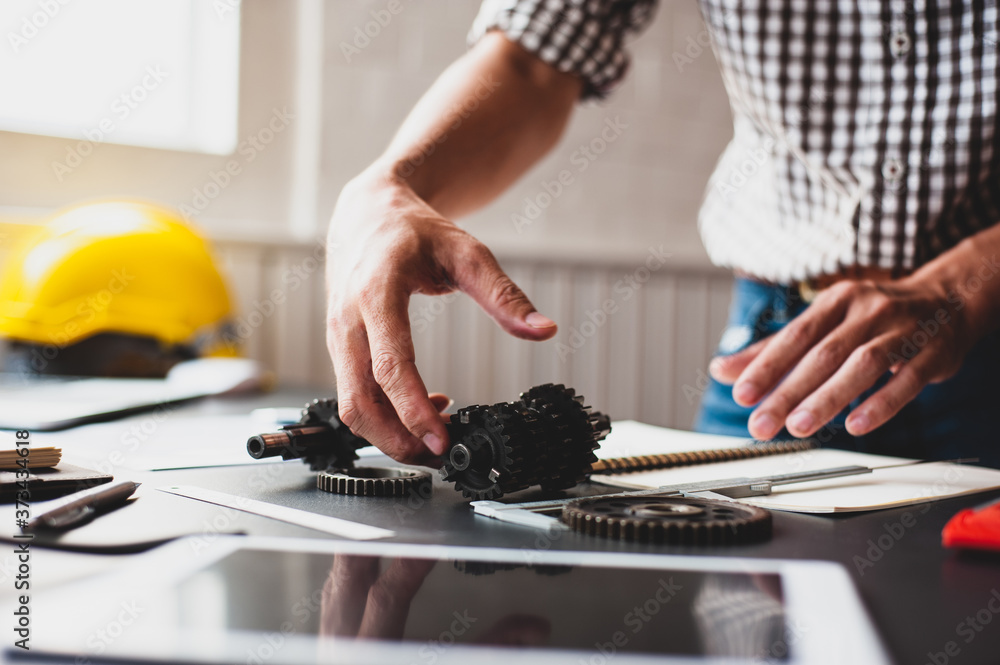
[{"x1": 0, "y1": 463, "x2": 113, "y2": 502}]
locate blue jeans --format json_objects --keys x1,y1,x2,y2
[{"x1": 694, "y1": 278, "x2": 1000, "y2": 469}]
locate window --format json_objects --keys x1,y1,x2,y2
[{"x1": 1, "y1": 0, "x2": 241, "y2": 155}]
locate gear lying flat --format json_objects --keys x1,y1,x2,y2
[
  {"x1": 561, "y1": 496, "x2": 772, "y2": 545},
  {"x1": 317, "y1": 468, "x2": 431, "y2": 497}
]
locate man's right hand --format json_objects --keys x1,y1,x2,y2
[{"x1": 325, "y1": 169, "x2": 558, "y2": 464}]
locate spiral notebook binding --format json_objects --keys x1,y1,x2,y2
[{"x1": 589, "y1": 439, "x2": 816, "y2": 475}]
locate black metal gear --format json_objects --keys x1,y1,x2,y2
[
  {"x1": 561, "y1": 496, "x2": 772, "y2": 545},
  {"x1": 452, "y1": 561, "x2": 521, "y2": 576},
  {"x1": 440, "y1": 403, "x2": 542, "y2": 500},
  {"x1": 249, "y1": 383, "x2": 613, "y2": 498},
  {"x1": 246, "y1": 398, "x2": 367, "y2": 471},
  {"x1": 316, "y1": 467, "x2": 432, "y2": 497},
  {"x1": 292, "y1": 398, "x2": 368, "y2": 471},
  {"x1": 520, "y1": 384, "x2": 611, "y2": 490},
  {"x1": 452, "y1": 561, "x2": 572, "y2": 577}
]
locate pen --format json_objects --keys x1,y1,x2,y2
[{"x1": 24, "y1": 479, "x2": 141, "y2": 531}]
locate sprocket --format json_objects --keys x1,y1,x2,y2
[
  {"x1": 246, "y1": 398, "x2": 366, "y2": 471},
  {"x1": 561, "y1": 496, "x2": 772, "y2": 545},
  {"x1": 520, "y1": 383, "x2": 611, "y2": 490},
  {"x1": 248, "y1": 384, "x2": 613, "y2": 498},
  {"x1": 440, "y1": 403, "x2": 541, "y2": 500}
]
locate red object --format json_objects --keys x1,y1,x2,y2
[{"x1": 942, "y1": 497, "x2": 1000, "y2": 551}]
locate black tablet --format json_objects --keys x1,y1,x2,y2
[{"x1": 30, "y1": 535, "x2": 888, "y2": 664}]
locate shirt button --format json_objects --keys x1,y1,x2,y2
[
  {"x1": 882, "y1": 158, "x2": 905, "y2": 183},
  {"x1": 890, "y1": 31, "x2": 911, "y2": 57}
]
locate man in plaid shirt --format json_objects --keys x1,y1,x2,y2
[{"x1": 325, "y1": 1, "x2": 1000, "y2": 467}]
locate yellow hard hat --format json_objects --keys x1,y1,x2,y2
[{"x1": 0, "y1": 200, "x2": 237, "y2": 375}]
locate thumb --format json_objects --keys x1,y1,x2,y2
[
  {"x1": 428, "y1": 392, "x2": 453, "y2": 413},
  {"x1": 451, "y1": 239, "x2": 557, "y2": 340}
]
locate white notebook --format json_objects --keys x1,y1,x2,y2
[{"x1": 596, "y1": 421, "x2": 1000, "y2": 513}]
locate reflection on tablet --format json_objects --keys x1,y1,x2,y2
[{"x1": 177, "y1": 549, "x2": 788, "y2": 660}]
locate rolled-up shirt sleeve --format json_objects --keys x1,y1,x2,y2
[{"x1": 468, "y1": 0, "x2": 658, "y2": 100}]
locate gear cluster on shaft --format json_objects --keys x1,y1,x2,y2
[
  {"x1": 246, "y1": 397, "x2": 368, "y2": 471},
  {"x1": 286, "y1": 398, "x2": 368, "y2": 471},
  {"x1": 248, "y1": 383, "x2": 612, "y2": 500},
  {"x1": 440, "y1": 384, "x2": 612, "y2": 500}
]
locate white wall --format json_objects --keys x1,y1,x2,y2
[
  {"x1": 0, "y1": 0, "x2": 737, "y2": 428},
  {"x1": 317, "y1": 0, "x2": 733, "y2": 262}
]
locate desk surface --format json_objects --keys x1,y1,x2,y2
[{"x1": 20, "y1": 389, "x2": 1000, "y2": 665}]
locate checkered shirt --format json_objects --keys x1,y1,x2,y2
[{"x1": 470, "y1": 0, "x2": 1000, "y2": 281}]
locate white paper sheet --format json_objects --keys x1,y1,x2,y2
[
  {"x1": 32, "y1": 412, "x2": 386, "y2": 472},
  {"x1": 595, "y1": 421, "x2": 1000, "y2": 513}
]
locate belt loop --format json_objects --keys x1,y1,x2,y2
[{"x1": 797, "y1": 278, "x2": 819, "y2": 304}]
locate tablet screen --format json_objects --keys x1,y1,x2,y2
[{"x1": 175, "y1": 548, "x2": 789, "y2": 660}]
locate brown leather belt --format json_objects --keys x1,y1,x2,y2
[{"x1": 736, "y1": 266, "x2": 909, "y2": 303}]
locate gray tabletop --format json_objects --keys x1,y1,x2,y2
[{"x1": 17, "y1": 388, "x2": 1000, "y2": 665}]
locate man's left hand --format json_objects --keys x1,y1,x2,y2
[{"x1": 709, "y1": 238, "x2": 1000, "y2": 440}]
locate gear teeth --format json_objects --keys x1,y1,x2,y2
[
  {"x1": 518, "y1": 383, "x2": 611, "y2": 491},
  {"x1": 453, "y1": 561, "x2": 521, "y2": 576},
  {"x1": 317, "y1": 467, "x2": 432, "y2": 497},
  {"x1": 561, "y1": 496, "x2": 772, "y2": 545},
  {"x1": 440, "y1": 403, "x2": 538, "y2": 500},
  {"x1": 440, "y1": 384, "x2": 612, "y2": 499},
  {"x1": 293, "y1": 398, "x2": 366, "y2": 471}
]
